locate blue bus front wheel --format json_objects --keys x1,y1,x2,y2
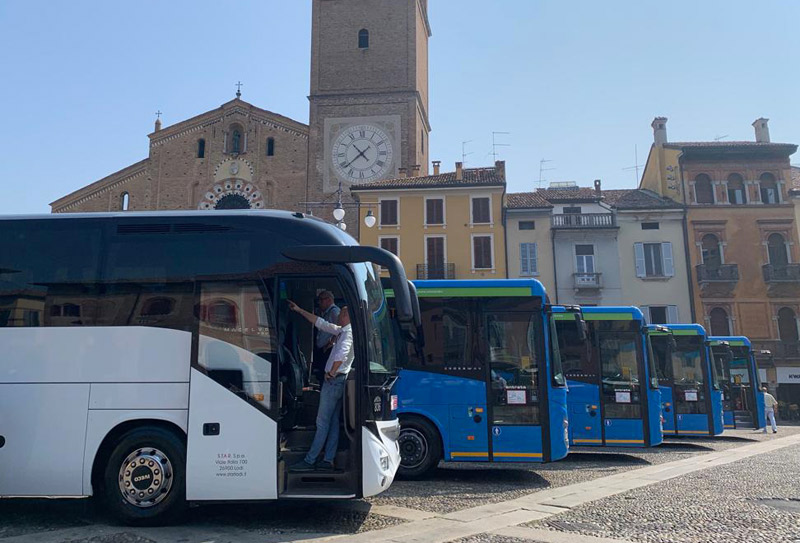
[{"x1": 397, "y1": 416, "x2": 442, "y2": 479}]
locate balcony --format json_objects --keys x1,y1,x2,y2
[
  {"x1": 763, "y1": 264, "x2": 800, "y2": 297},
  {"x1": 417, "y1": 263, "x2": 456, "y2": 280},
  {"x1": 696, "y1": 264, "x2": 739, "y2": 297},
  {"x1": 552, "y1": 213, "x2": 616, "y2": 229},
  {"x1": 573, "y1": 272, "x2": 602, "y2": 290},
  {"x1": 752, "y1": 340, "x2": 800, "y2": 362}
]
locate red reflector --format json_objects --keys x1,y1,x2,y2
[{"x1": 391, "y1": 395, "x2": 398, "y2": 411}]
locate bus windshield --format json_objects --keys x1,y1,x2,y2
[
  {"x1": 729, "y1": 346, "x2": 751, "y2": 384},
  {"x1": 354, "y1": 263, "x2": 397, "y2": 384},
  {"x1": 672, "y1": 336, "x2": 705, "y2": 386}
]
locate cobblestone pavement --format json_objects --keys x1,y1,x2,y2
[
  {"x1": 1, "y1": 428, "x2": 795, "y2": 542},
  {"x1": 527, "y1": 433, "x2": 800, "y2": 543}
]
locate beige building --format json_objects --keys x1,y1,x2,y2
[
  {"x1": 505, "y1": 184, "x2": 691, "y2": 323},
  {"x1": 351, "y1": 162, "x2": 507, "y2": 280},
  {"x1": 52, "y1": 0, "x2": 432, "y2": 226}
]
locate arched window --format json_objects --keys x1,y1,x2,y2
[
  {"x1": 727, "y1": 173, "x2": 746, "y2": 204},
  {"x1": 120, "y1": 192, "x2": 130, "y2": 211},
  {"x1": 778, "y1": 307, "x2": 799, "y2": 343},
  {"x1": 197, "y1": 138, "x2": 206, "y2": 159},
  {"x1": 768, "y1": 233, "x2": 789, "y2": 266},
  {"x1": 701, "y1": 234, "x2": 722, "y2": 269},
  {"x1": 694, "y1": 174, "x2": 714, "y2": 204},
  {"x1": 358, "y1": 29, "x2": 369, "y2": 49},
  {"x1": 207, "y1": 300, "x2": 237, "y2": 327},
  {"x1": 266, "y1": 137, "x2": 275, "y2": 157},
  {"x1": 760, "y1": 172, "x2": 779, "y2": 204},
  {"x1": 709, "y1": 307, "x2": 731, "y2": 336}
]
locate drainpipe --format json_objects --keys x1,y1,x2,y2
[{"x1": 679, "y1": 155, "x2": 698, "y2": 323}]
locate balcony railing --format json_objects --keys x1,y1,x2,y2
[
  {"x1": 573, "y1": 272, "x2": 602, "y2": 289},
  {"x1": 552, "y1": 213, "x2": 616, "y2": 229},
  {"x1": 696, "y1": 264, "x2": 739, "y2": 283},
  {"x1": 752, "y1": 340, "x2": 800, "y2": 360},
  {"x1": 417, "y1": 263, "x2": 456, "y2": 280},
  {"x1": 763, "y1": 264, "x2": 800, "y2": 283}
]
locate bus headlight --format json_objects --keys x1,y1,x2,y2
[{"x1": 380, "y1": 454, "x2": 390, "y2": 472}]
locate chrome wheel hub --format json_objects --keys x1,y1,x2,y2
[{"x1": 118, "y1": 447, "x2": 173, "y2": 508}]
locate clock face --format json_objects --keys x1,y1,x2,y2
[{"x1": 332, "y1": 124, "x2": 394, "y2": 183}]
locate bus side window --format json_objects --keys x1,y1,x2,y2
[
  {"x1": 416, "y1": 298, "x2": 473, "y2": 371},
  {"x1": 197, "y1": 281, "x2": 276, "y2": 411}
]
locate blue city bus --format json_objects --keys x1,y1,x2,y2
[
  {"x1": 709, "y1": 336, "x2": 766, "y2": 430},
  {"x1": 555, "y1": 307, "x2": 663, "y2": 447},
  {"x1": 649, "y1": 324, "x2": 724, "y2": 436},
  {"x1": 386, "y1": 280, "x2": 570, "y2": 478}
]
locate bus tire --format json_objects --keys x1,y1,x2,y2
[
  {"x1": 101, "y1": 426, "x2": 187, "y2": 526},
  {"x1": 397, "y1": 416, "x2": 441, "y2": 479}
]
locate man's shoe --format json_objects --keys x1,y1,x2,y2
[
  {"x1": 317, "y1": 460, "x2": 335, "y2": 471},
  {"x1": 290, "y1": 459, "x2": 316, "y2": 472},
  {"x1": 773, "y1": 430, "x2": 778, "y2": 434}
]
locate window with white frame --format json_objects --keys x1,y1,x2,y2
[
  {"x1": 575, "y1": 244, "x2": 595, "y2": 274},
  {"x1": 380, "y1": 199, "x2": 398, "y2": 226},
  {"x1": 520, "y1": 243, "x2": 538, "y2": 276},
  {"x1": 379, "y1": 237, "x2": 399, "y2": 257},
  {"x1": 471, "y1": 197, "x2": 491, "y2": 224},
  {"x1": 473, "y1": 235, "x2": 493, "y2": 269},
  {"x1": 634, "y1": 242, "x2": 674, "y2": 278},
  {"x1": 425, "y1": 198, "x2": 444, "y2": 225},
  {"x1": 643, "y1": 305, "x2": 679, "y2": 324}
]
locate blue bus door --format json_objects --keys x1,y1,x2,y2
[
  {"x1": 597, "y1": 332, "x2": 647, "y2": 446},
  {"x1": 568, "y1": 381, "x2": 602, "y2": 445},
  {"x1": 485, "y1": 311, "x2": 545, "y2": 462}
]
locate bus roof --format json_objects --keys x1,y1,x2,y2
[
  {"x1": 708, "y1": 336, "x2": 751, "y2": 348},
  {"x1": 581, "y1": 306, "x2": 644, "y2": 322},
  {"x1": 0, "y1": 210, "x2": 357, "y2": 247},
  {"x1": 663, "y1": 323, "x2": 707, "y2": 337},
  {"x1": 411, "y1": 279, "x2": 546, "y2": 299}
]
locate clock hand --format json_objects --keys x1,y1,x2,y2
[{"x1": 343, "y1": 145, "x2": 371, "y2": 169}]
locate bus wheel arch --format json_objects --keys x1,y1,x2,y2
[
  {"x1": 397, "y1": 414, "x2": 442, "y2": 479},
  {"x1": 92, "y1": 421, "x2": 187, "y2": 525}
]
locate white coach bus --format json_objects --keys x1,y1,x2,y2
[{"x1": 0, "y1": 211, "x2": 418, "y2": 524}]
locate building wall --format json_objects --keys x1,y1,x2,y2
[
  {"x1": 553, "y1": 230, "x2": 621, "y2": 306},
  {"x1": 356, "y1": 187, "x2": 506, "y2": 280},
  {"x1": 616, "y1": 210, "x2": 691, "y2": 323},
  {"x1": 505, "y1": 209, "x2": 554, "y2": 292},
  {"x1": 640, "y1": 145, "x2": 683, "y2": 203}
]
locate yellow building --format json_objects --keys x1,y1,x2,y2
[{"x1": 351, "y1": 161, "x2": 507, "y2": 280}]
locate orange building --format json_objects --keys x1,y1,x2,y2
[{"x1": 641, "y1": 117, "x2": 800, "y2": 409}]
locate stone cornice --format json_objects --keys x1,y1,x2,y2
[{"x1": 51, "y1": 160, "x2": 149, "y2": 212}]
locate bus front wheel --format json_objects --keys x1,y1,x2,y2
[
  {"x1": 397, "y1": 416, "x2": 441, "y2": 479},
  {"x1": 101, "y1": 426, "x2": 187, "y2": 525}
]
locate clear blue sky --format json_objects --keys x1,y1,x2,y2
[{"x1": 1, "y1": 1, "x2": 798, "y2": 214}]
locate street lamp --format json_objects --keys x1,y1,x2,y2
[{"x1": 364, "y1": 209, "x2": 376, "y2": 228}]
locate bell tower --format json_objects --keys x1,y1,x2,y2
[{"x1": 306, "y1": 0, "x2": 432, "y2": 206}]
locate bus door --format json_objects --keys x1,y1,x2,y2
[
  {"x1": 597, "y1": 329, "x2": 647, "y2": 446},
  {"x1": 484, "y1": 310, "x2": 545, "y2": 462},
  {"x1": 711, "y1": 345, "x2": 735, "y2": 428},
  {"x1": 671, "y1": 336, "x2": 713, "y2": 434},
  {"x1": 558, "y1": 318, "x2": 602, "y2": 446},
  {"x1": 649, "y1": 333, "x2": 676, "y2": 434},
  {"x1": 730, "y1": 347, "x2": 760, "y2": 429},
  {"x1": 751, "y1": 354, "x2": 766, "y2": 429},
  {"x1": 186, "y1": 279, "x2": 279, "y2": 501}
]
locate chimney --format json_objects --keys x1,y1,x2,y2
[
  {"x1": 398, "y1": 167, "x2": 407, "y2": 178},
  {"x1": 594, "y1": 179, "x2": 602, "y2": 197},
  {"x1": 432, "y1": 160, "x2": 441, "y2": 175},
  {"x1": 455, "y1": 162, "x2": 463, "y2": 181},
  {"x1": 495, "y1": 160, "x2": 506, "y2": 181},
  {"x1": 753, "y1": 117, "x2": 770, "y2": 143},
  {"x1": 651, "y1": 116, "x2": 668, "y2": 146},
  {"x1": 412, "y1": 164, "x2": 421, "y2": 177}
]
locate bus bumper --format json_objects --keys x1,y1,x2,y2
[{"x1": 362, "y1": 420, "x2": 401, "y2": 497}]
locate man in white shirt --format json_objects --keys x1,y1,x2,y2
[
  {"x1": 762, "y1": 386, "x2": 779, "y2": 434},
  {"x1": 288, "y1": 300, "x2": 354, "y2": 471},
  {"x1": 312, "y1": 291, "x2": 340, "y2": 384}
]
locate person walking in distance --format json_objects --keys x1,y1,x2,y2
[
  {"x1": 312, "y1": 290, "x2": 340, "y2": 384},
  {"x1": 762, "y1": 386, "x2": 778, "y2": 434},
  {"x1": 288, "y1": 300, "x2": 353, "y2": 471}
]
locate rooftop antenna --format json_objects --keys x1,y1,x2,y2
[
  {"x1": 492, "y1": 131, "x2": 511, "y2": 162},
  {"x1": 538, "y1": 159, "x2": 555, "y2": 189},
  {"x1": 462, "y1": 140, "x2": 474, "y2": 165},
  {"x1": 714, "y1": 134, "x2": 728, "y2": 141},
  {"x1": 622, "y1": 144, "x2": 645, "y2": 184}
]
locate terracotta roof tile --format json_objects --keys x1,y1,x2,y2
[
  {"x1": 601, "y1": 189, "x2": 682, "y2": 209},
  {"x1": 350, "y1": 166, "x2": 505, "y2": 191},
  {"x1": 507, "y1": 188, "x2": 681, "y2": 210},
  {"x1": 533, "y1": 187, "x2": 599, "y2": 202},
  {"x1": 506, "y1": 192, "x2": 552, "y2": 209}
]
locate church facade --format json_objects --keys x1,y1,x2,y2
[{"x1": 51, "y1": 0, "x2": 432, "y2": 224}]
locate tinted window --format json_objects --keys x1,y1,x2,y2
[
  {"x1": 600, "y1": 335, "x2": 642, "y2": 419},
  {"x1": 414, "y1": 298, "x2": 475, "y2": 372}
]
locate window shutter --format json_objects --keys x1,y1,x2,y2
[
  {"x1": 531, "y1": 243, "x2": 538, "y2": 274},
  {"x1": 520, "y1": 244, "x2": 529, "y2": 275},
  {"x1": 640, "y1": 306, "x2": 650, "y2": 323},
  {"x1": 667, "y1": 305, "x2": 679, "y2": 324},
  {"x1": 634, "y1": 243, "x2": 646, "y2": 278},
  {"x1": 662, "y1": 242, "x2": 674, "y2": 277}
]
